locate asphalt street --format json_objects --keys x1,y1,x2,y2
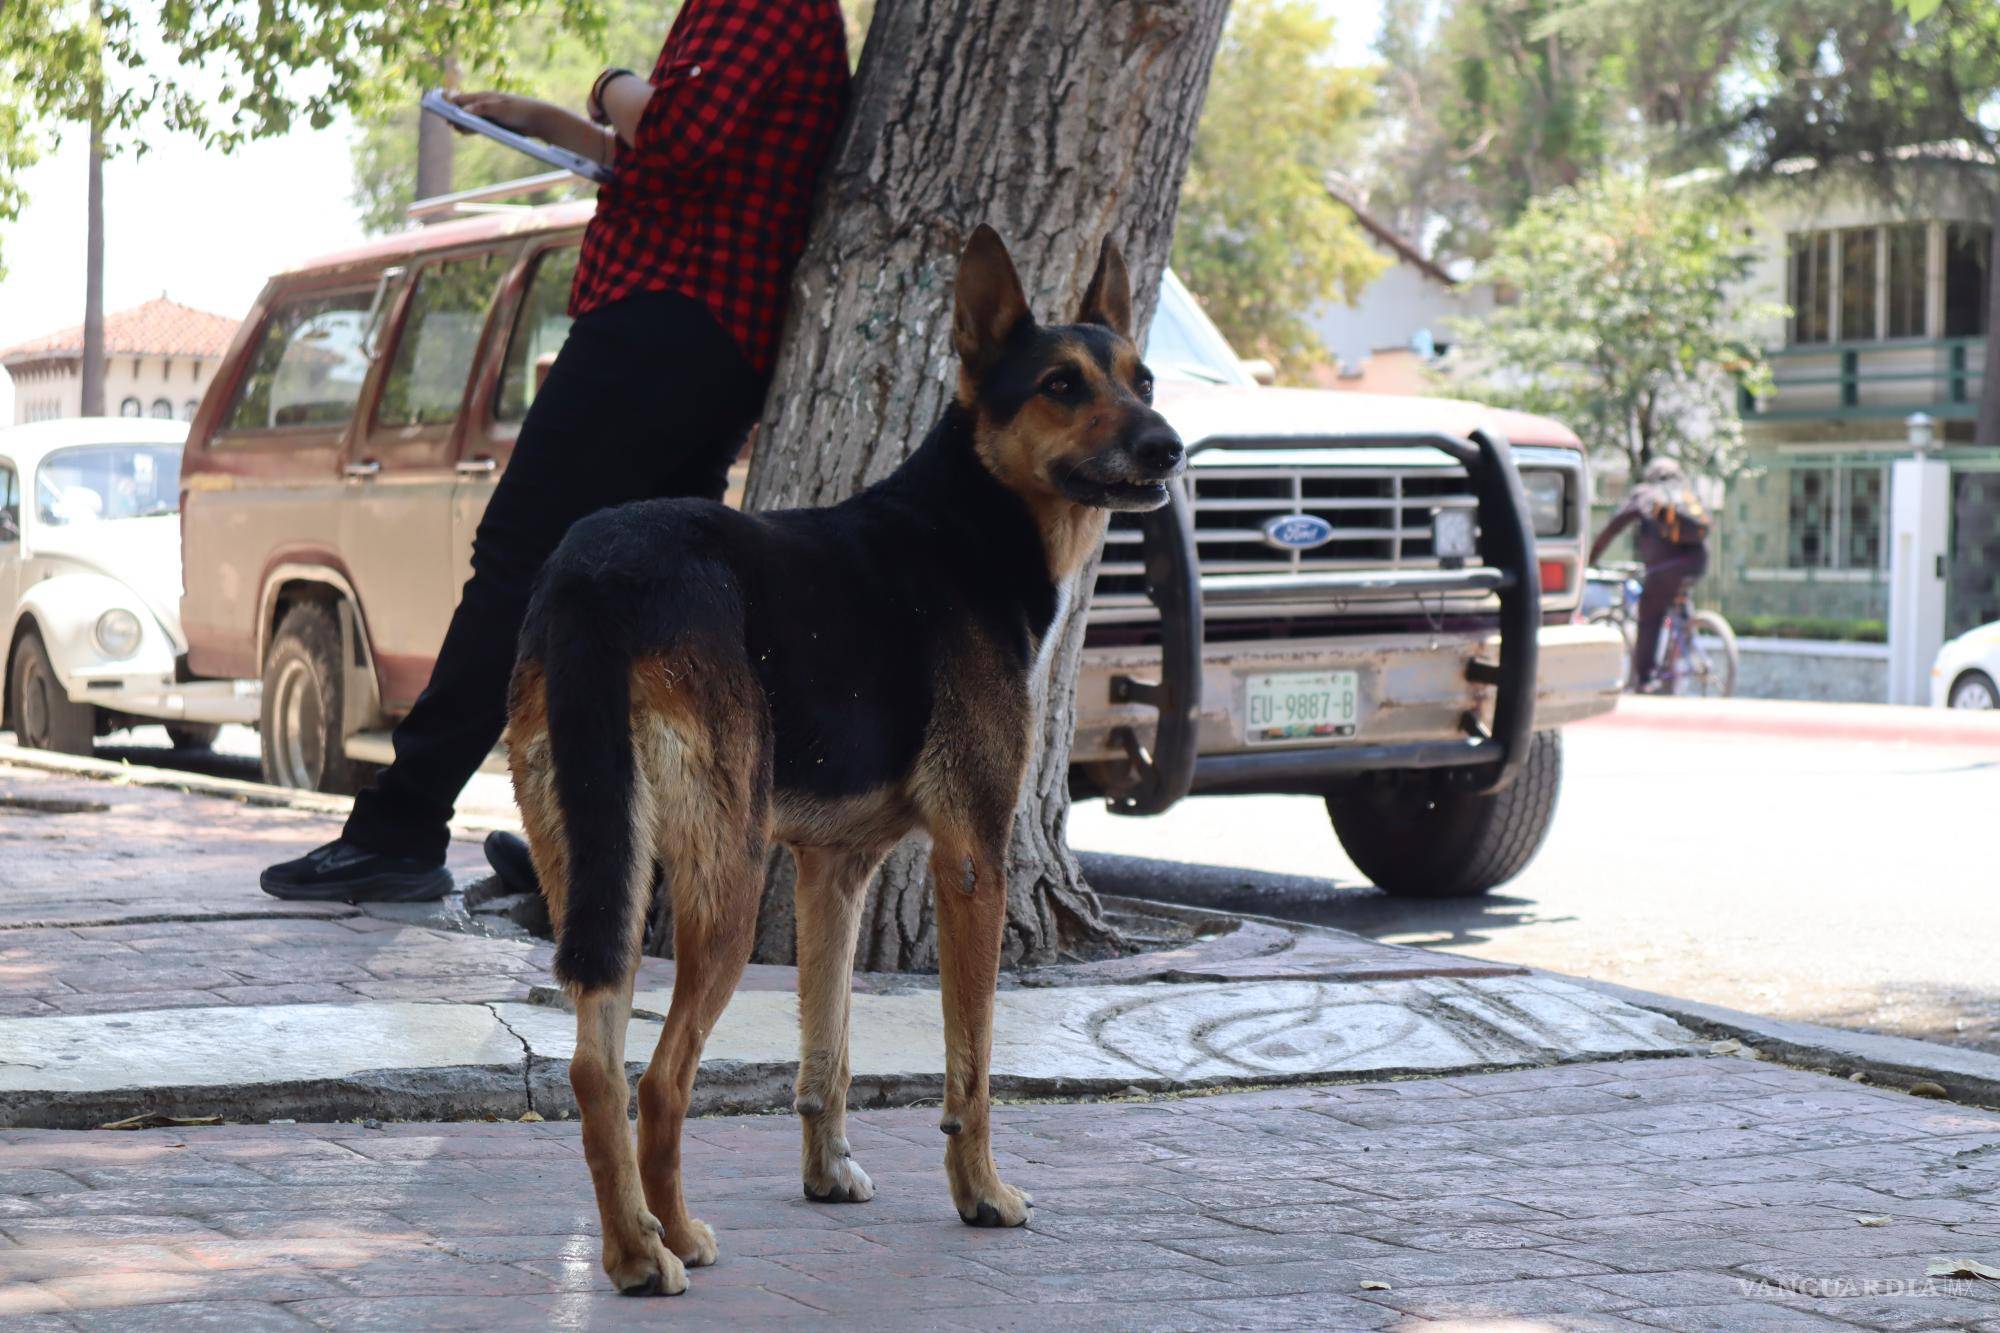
[
  {"x1": 1072, "y1": 718, "x2": 2000, "y2": 1059},
  {"x1": 59, "y1": 711, "x2": 2000, "y2": 1059}
]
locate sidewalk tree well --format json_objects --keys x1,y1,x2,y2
[
  {"x1": 0, "y1": 0, "x2": 601, "y2": 409},
  {"x1": 727, "y1": 0, "x2": 1230, "y2": 973}
]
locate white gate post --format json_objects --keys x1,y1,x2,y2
[{"x1": 1887, "y1": 413, "x2": 1950, "y2": 706}]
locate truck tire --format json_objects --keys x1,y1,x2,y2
[
  {"x1": 1325, "y1": 729, "x2": 1562, "y2": 898},
  {"x1": 261, "y1": 603, "x2": 369, "y2": 795},
  {"x1": 9, "y1": 627, "x2": 95, "y2": 756},
  {"x1": 165, "y1": 723, "x2": 221, "y2": 752}
]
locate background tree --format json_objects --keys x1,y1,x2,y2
[
  {"x1": 349, "y1": 0, "x2": 669, "y2": 233},
  {"x1": 738, "y1": 0, "x2": 1229, "y2": 972},
  {"x1": 1453, "y1": 172, "x2": 1776, "y2": 482},
  {"x1": 1168, "y1": 0, "x2": 1384, "y2": 377},
  {"x1": 0, "y1": 0, "x2": 600, "y2": 411}
]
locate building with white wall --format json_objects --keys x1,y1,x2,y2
[
  {"x1": 1, "y1": 297, "x2": 239, "y2": 426},
  {"x1": 1303, "y1": 184, "x2": 1495, "y2": 394}
]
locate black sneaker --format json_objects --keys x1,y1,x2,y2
[
  {"x1": 483, "y1": 830, "x2": 540, "y2": 896},
  {"x1": 261, "y1": 839, "x2": 454, "y2": 902}
]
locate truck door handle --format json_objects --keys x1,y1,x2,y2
[
  {"x1": 342, "y1": 459, "x2": 381, "y2": 479},
  {"x1": 455, "y1": 456, "x2": 498, "y2": 476}
]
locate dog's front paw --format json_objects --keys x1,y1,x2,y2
[
  {"x1": 804, "y1": 1149, "x2": 875, "y2": 1204},
  {"x1": 605, "y1": 1209, "x2": 688, "y2": 1295},
  {"x1": 956, "y1": 1178, "x2": 1033, "y2": 1228}
]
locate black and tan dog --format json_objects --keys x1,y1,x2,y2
[{"x1": 504, "y1": 226, "x2": 1184, "y2": 1295}]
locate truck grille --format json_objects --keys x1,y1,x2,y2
[{"x1": 1089, "y1": 464, "x2": 1479, "y2": 625}]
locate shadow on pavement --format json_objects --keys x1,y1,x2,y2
[
  {"x1": 1078, "y1": 849, "x2": 1569, "y2": 950},
  {"x1": 95, "y1": 742, "x2": 263, "y2": 783}
]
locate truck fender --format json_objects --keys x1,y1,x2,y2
[{"x1": 255, "y1": 564, "x2": 384, "y2": 738}]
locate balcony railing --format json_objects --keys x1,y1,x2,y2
[{"x1": 1747, "y1": 336, "x2": 1986, "y2": 422}]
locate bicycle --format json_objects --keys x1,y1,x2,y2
[{"x1": 1585, "y1": 562, "x2": 1739, "y2": 697}]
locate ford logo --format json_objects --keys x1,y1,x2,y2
[{"x1": 1261, "y1": 514, "x2": 1335, "y2": 552}]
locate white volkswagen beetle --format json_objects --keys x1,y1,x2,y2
[
  {"x1": 0, "y1": 417, "x2": 231, "y2": 754},
  {"x1": 1932, "y1": 619, "x2": 2000, "y2": 710}
]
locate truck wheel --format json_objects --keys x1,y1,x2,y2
[
  {"x1": 9, "y1": 628, "x2": 95, "y2": 756},
  {"x1": 1326, "y1": 729, "x2": 1562, "y2": 898},
  {"x1": 261, "y1": 603, "x2": 368, "y2": 794},
  {"x1": 165, "y1": 723, "x2": 221, "y2": 752}
]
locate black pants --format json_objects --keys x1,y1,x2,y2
[
  {"x1": 1634, "y1": 547, "x2": 1709, "y2": 688},
  {"x1": 344, "y1": 290, "x2": 764, "y2": 861}
]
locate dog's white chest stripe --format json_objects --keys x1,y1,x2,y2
[{"x1": 1034, "y1": 578, "x2": 1074, "y2": 682}]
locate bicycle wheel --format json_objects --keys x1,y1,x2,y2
[{"x1": 1675, "y1": 611, "x2": 1739, "y2": 698}]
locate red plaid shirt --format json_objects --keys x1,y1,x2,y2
[{"x1": 571, "y1": 0, "x2": 849, "y2": 376}]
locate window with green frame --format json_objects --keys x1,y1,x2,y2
[{"x1": 1785, "y1": 462, "x2": 1888, "y2": 571}]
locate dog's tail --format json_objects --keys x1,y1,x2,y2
[{"x1": 529, "y1": 566, "x2": 645, "y2": 994}]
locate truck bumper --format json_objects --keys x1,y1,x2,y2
[{"x1": 1072, "y1": 622, "x2": 1624, "y2": 797}]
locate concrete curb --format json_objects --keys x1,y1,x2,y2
[
  {"x1": 0, "y1": 742, "x2": 518, "y2": 840},
  {"x1": 1566, "y1": 974, "x2": 2000, "y2": 1108},
  {"x1": 1575, "y1": 694, "x2": 2000, "y2": 749}
]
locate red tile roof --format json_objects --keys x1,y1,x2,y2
[{"x1": 1, "y1": 297, "x2": 239, "y2": 365}]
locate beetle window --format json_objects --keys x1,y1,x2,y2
[
  {"x1": 377, "y1": 252, "x2": 510, "y2": 428},
  {"x1": 495, "y1": 246, "x2": 579, "y2": 423},
  {"x1": 224, "y1": 290, "x2": 375, "y2": 432},
  {"x1": 35, "y1": 445, "x2": 183, "y2": 526}
]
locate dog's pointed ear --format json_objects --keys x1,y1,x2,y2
[
  {"x1": 954, "y1": 224, "x2": 1032, "y2": 376},
  {"x1": 1076, "y1": 236, "x2": 1132, "y2": 341}
]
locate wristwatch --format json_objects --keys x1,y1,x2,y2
[{"x1": 588, "y1": 67, "x2": 637, "y2": 125}]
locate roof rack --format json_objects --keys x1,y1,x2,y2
[{"x1": 406, "y1": 170, "x2": 587, "y2": 224}]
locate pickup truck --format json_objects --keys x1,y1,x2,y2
[{"x1": 176, "y1": 202, "x2": 1622, "y2": 896}]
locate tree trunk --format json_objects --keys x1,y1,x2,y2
[
  {"x1": 414, "y1": 57, "x2": 459, "y2": 220},
  {"x1": 1977, "y1": 189, "x2": 2000, "y2": 447},
  {"x1": 79, "y1": 104, "x2": 105, "y2": 418},
  {"x1": 725, "y1": 0, "x2": 1228, "y2": 972}
]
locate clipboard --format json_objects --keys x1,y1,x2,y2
[{"x1": 421, "y1": 89, "x2": 613, "y2": 185}]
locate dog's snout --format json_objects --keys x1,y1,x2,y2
[{"x1": 1131, "y1": 426, "x2": 1184, "y2": 476}]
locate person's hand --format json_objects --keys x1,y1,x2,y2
[{"x1": 447, "y1": 90, "x2": 548, "y2": 139}]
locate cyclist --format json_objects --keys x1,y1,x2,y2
[{"x1": 1589, "y1": 457, "x2": 1711, "y2": 693}]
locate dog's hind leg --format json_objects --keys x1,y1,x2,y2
[
  {"x1": 509, "y1": 666, "x2": 682, "y2": 1296},
  {"x1": 631, "y1": 662, "x2": 771, "y2": 1270},
  {"x1": 930, "y1": 834, "x2": 1033, "y2": 1228},
  {"x1": 792, "y1": 844, "x2": 890, "y2": 1203}
]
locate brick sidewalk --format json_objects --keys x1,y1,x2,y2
[{"x1": 2, "y1": 1058, "x2": 1999, "y2": 1330}]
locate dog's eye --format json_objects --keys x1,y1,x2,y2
[
  {"x1": 1134, "y1": 373, "x2": 1155, "y2": 403},
  {"x1": 1041, "y1": 375, "x2": 1076, "y2": 398}
]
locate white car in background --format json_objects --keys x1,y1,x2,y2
[
  {"x1": 1932, "y1": 621, "x2": 2000, "y2": 710},
  {"x1": 1, "y1": 418, "x2": 248, "y2": 754}
]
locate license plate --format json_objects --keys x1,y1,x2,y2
[{"x1": 1243, "y1": 670, "x2": 1361, "y2": 743}]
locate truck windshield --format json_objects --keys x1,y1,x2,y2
[
  {"x1": 1146, "y1": 271, "x2": 1256, "y2": 388},
  {"x1": 36, "y1": 444, "x2": 184, "y2": 526}
]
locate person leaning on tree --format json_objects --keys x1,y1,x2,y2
[
  {"x1": 262, "y1": 0, "x2": 851, "y2": 902},
  {"x1": 1588, "y1": 456, "x2": 1713, "y2": 695}
]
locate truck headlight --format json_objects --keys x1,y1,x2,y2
[
  {"x1": 1522, "y1": 470, "x2": 1568, "y2": 536},
  {"x1": 94, "y1": 609, "x2": 142, "y2": 659}
]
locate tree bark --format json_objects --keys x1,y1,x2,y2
[
  {"x1": 79, "y1": 101, "x2": 106, "y2": 418},
  {"x1": 414, "y1": 57, "x2": 459, "y2": 221},
  {"x1": 725, "y1": 0, "x2": 1229, "y2": 972},
  {"x1": 1978, "y1": 189, "x2": 2000, "y2": 448}
]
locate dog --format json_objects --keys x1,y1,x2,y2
[{"x1": 504, "y1": 225, "x2": 1185, "y2": 1295}]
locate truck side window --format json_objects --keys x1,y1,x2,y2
[
  {"x1": 495, "y1": 246, "x2": 579, "y2": 423},
  {"x1": 0, "y1": 465, "x2": 18, "y2": 543},
  {"x1": 376, "y1": 252, "x2": 510, "y2": 429},
  {"x1": 223, "y1": 291, "x2": 375, "y2": 432}
]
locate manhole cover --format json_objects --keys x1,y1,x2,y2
[{"x1": 0, "y1": 794, "x2": 111, "y2": 815}]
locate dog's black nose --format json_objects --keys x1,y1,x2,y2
[{"x1": 1131, "y1": 427, "x2": 1184, "y2": 475}]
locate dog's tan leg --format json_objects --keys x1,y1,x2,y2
[
  {"x1": 634, "y1": 862, "x2": 759, "y2": 1270},
  {"x1": 792, "y1": 844, "x2": 888, "y2": 1203},
  {"x1": 571, "y1": 977, "x2": 686, "y2": 1295},
  {"x1": 930, "y1": 839, "x2": 1032, "y2": 1227}
]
